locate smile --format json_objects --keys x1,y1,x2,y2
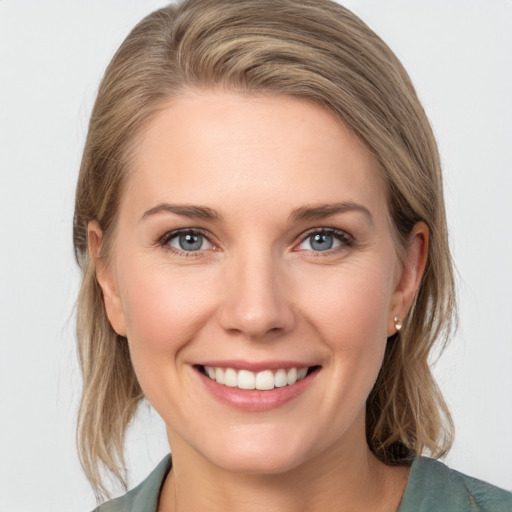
[
  {"x1": 202, "y1": 366, "x2": 311, "y2": 390},
  {"x1": 196, "y1": 363, "x2": 321, "y2": 411}
]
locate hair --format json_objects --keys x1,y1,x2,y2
[{"x1": 73, "y1": 0, "x2": 456, "y2": 500}]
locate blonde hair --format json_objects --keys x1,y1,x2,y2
[{"x1": 74, "y1": 0, "x2": 456, "y2": 499}]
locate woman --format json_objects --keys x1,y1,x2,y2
[{"x1": 73, "y1": 0, "x2": 511, "y2": 510}]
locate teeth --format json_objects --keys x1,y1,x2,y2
[
  {"x1": 287, "y1": 367, "x2": 297, "y2": 385},
  {"x1": 203, "y1": 366, "x2": 311, "y2": 390},
  {"x1": 274, "y1": 369, "x2": 288, "y2": 388},
  {"x1": 224, "y1": 368, "x2": 238, "y2": 387},
  {"x1": 215, "y1": 367, "x2": 225, "y2": 385},
  {"x1": 238, "y1": 369, "x2": 255, "y2": 390},
  {"x1": 297, "y1": 368, "x2": 307, "y2": 380},
  {"x1": 255, "y1": 370, "x2": 274, "y2": 390}
]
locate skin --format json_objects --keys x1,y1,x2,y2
[{"x1": 90, "y1": 90, "x2": 427, "y2": 511}]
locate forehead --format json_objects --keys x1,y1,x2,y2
[{"x1": 124, "y1": 90, "x2": 387, "y2": 222}]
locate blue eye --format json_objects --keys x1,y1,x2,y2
[
  {"x1": 297, "y1": 229, "x2": 351, "y2": 252},
  {"x1": 309, "y1": 233, "x2": 334, "y2": 251},
  {"x1": 166, "y1": 231, "x2": 213, "y2": 252}
]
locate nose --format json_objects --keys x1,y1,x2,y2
[{"x1": 217, "y1": 248, "x2": 296, "y2": 340}]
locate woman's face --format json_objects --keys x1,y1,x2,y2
[{"x1": 94, "y1": 91, "x2": 424, "y2": 474}]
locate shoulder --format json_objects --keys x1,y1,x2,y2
[
  {"x1": 91, "y1": 455, "x2": 172, "y2": 512},
  {"x1": 399, "y1": 456, "x2": 512, "y2": 512}
]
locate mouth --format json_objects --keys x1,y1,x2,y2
[{"x1": 196, "y1": 364, "x2": 321, "y2": 391}]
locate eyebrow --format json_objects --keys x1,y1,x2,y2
[
  {"x1": 289, "y1": 201, "x2": 374, "y2": 224},
  {"x1": 140, "y1": 203, "x2": 223, "y2": 222},
  {"x1": 139, "y1": 201, "x2": 373, "y2": 224}
]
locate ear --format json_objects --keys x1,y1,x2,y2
[
  {"x1": 387, "y1": 221, "x2": 429, "y2": 336},
  {"x1": 88, "y1": 221, "x2": 127, "y2": 337}
]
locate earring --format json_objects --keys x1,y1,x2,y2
[{"x1": 393, "y1": 316, "x2": 402, "y2": 332}]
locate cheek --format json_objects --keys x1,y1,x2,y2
[
  {"x1": 300, "y1": 260, "x2": 393, "y2": 344},
  {"x1": 117, "y1": 260, "x2": 217, "y2": 367},
  {"x1": 298, "y1": 261, "x2": 394, "y2": 391}
]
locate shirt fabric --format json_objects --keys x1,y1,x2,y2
[{"x1": 93, "y1": 455, "x2": 512, "y2": 511}]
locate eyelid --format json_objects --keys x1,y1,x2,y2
[
  {"x1": 156, "y1": 226, "x2": 353, "y2": 255},
  {"x1": 158, "y1": 227, "x2": 218, "y2": 254},
  {"x1": 159, "y1": 227, "x2": 207, "y2": 244},
  {"x1": 294, "y1": 227, "x2": 354, "y2": 252}
]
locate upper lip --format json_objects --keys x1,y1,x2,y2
[{"x1": 196, "y1": 360, "x2": 317, "y2": 372}]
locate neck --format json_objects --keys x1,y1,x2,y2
[{"x1": 158, "y1": 418, "x2": 409, "y2": 512}]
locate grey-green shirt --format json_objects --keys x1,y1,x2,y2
[{"x1": 93, "y1": 455, "x2": 512, "y2": 511}]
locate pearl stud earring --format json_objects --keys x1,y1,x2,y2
[{"x1": 393, "y1": 316, "x2": 402, "y2": 332}]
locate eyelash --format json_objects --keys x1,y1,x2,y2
[
  {"x1": 158, "y1": 228, "x2": 216, "y2": 257},
  {"x1": 157, "y1": 227, "x2": 354, "y2": 257},
  {"x1": 296, "y1": 227, "x2": 354, "y2": 255}
]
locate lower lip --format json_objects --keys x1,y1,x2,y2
[{"x1": 196, "y1": 367, "x2": 319, "y2": 412}]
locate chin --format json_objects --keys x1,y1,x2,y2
[
  {"x1": 208, "y1": 446, "x2": 308, "y2": 475},
  {"x1": 189, "y1": 424, "x2": 323, "y2": 476}
]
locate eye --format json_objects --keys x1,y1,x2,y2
[
  {"x1": 163, "y1": 230, "x2": 214, "y2": 252},
  {"x1": 296, "y1": 229, "x2": 352, "y2": 252}
]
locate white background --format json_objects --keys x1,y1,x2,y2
[{"x1": 0, "y1": 1, "x2": 511, "y2": 510}]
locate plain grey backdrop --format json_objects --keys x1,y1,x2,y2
[{"x1": 1, "y1": 1, "x2": 511, "y2": 510}]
